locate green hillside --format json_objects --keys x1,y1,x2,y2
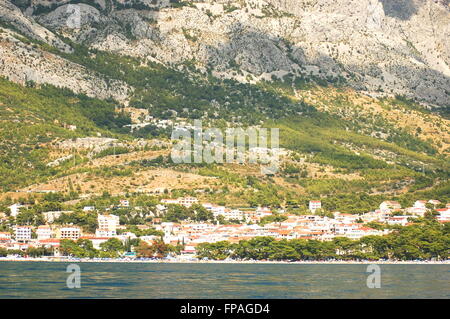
[
  {"x1": 0, "y1": 30, "x2": 448, "y2": 212},
  {"x1": 0, "y1": 77, "x2": 130, "y2": 191}
]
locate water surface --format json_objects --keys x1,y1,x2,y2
[{"x1": 0, "y1": 262, "x2": 448, "y2": 298}]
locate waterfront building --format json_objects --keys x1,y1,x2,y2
[{"x1": 14, "y1": 226, "x2": 32, "y2": 242}]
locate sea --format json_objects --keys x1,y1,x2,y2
[{"x1": 0, "y1": 262, "x2": 448, "y2": 298}]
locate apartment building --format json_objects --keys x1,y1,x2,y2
[
  {"x1": 178, "y1": 197, "x2": 199, "y2": 207},
  {"x1": 98, "y1": 214, "x2": 120, "y2": 232},
  {"x1": 36, "y1": 225, "x2": 52, "y2": 240},
  {"x1": 214, "y1": 209, "x2": 244, "y2": 221},
  {"x1": 56, "y1": 227, "x2": 81, "y2": 240},
  {"x1": 14, "y1": 226, "x2": 32, "y2": 242},
  {"x1": 96, "y1": 214, "x2": 120, "y2": 238}
]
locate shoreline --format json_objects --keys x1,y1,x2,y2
[{"x1": 1, "y1": 258, "x2": 449, "y2": 265}]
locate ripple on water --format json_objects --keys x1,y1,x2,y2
[{"x1": 0, "y1": 262, "x2": 449, "y2": 298}]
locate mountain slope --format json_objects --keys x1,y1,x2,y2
[
  {"x1": 0, "y1": 0, "x2": 448, "y2": 211},
  {"x1": 4, "y1": 0, "x2": 447, "y2": 106}
]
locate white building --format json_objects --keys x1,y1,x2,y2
[
  {"x1": 57, "y1": 227, "x2": 81, "y2": 240},
  {"x1": 436, "y1": 209, "x2": 450, "y2": 222},
  {"x1": 406, "y1": 207, "x2": 427, "y2": 217},
  {"x1": 183, "y1": 223, "x2": 215, "y2": 232},
  {"x1": 0, "y1": 232, "x2": 11, "y2": 241},
  {"x1": 428, "y1": 200, "x2": 441, "y2": 207},
  {"x1": 379, "y1": 201, "x2": 401, "y2": 212},
  {"x1": 158, "y1": 222, "x2": 179, "y2": 234},
  {"x1": 42, "y1": 211, "x2": 73, "y2": 223},
  {"x1": 223, "y1": 209, "x2": 244, "y2": 221},
  {"x1": 161, "y1": 197, "x2": 199, "y2": 208},
  {"x1": 178, "y1": 197, "x2": 199, "y2": 207},
  {"x1": 334, "y1": 224, "x2": 358, "y2": 237},
  {"x1": 309, "y1": 200, "x2": 322, "y2": 213},
  {"x1": 203, "y1": 203, "x2": 225, "y2": 214},
  {"x1": 36, "y1": 225, "x2": 52, "y2": 240},
  {"x1": 9, "y1": 204, "x2": 25, "y2": 218},
  {"x1": 87, "y1": 237, "x2": 110, "y2": 250},
  {"x1": 413, "y1": 200, "x2": 427, "y2": 209},
  {"x1": 360, "y1": 210, "x2": 383, "y2": 223},
  {"x1": 98, "y1": 214, "x2": 120, "y2": 232},
  {"x1": 256, "y1": 207, "x2": 272, "y2": 217},
  {"x1": 386, "y1": 216, "x2": 414, "y2": 226},
  {"x1": 95, "y1": 229, "x2": 117, "y2": 238},
  {"x1": 211, "y1": 206, "x2": 244, "y2": 221},
  {"x1": 333, "y1": 212, "x2": 359, "y2": 224},
  {"x1": 116, "y1": 232, "x2": 138, "y2": 243},
  {"x1": 14, "y1": 226, "x2": 32, "y2": 242},
  {"x1": 345, "y1": 227, "x2": 383, "y2": 240},
  {"x1": 161, "y1": 199, "x2": 179, "y2": 205},
  {"x1": 155, "y1": 204, "x2": 168, "y2": 213},
  {"x1": 96, "y1": 214, "x2": 120, "y2": 237}
]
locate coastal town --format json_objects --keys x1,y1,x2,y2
[{"x1": 1, "y1": 196, "x2": 449, "y2": 261}]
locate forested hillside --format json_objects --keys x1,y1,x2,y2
[{"x1": 0, "y1": 0, "x2": 448, "y2": 213}]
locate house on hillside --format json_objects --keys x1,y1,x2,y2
[
  {"x1": 309, "y1": 200, "x2": 322, "y2": 213},
  {"x1": 379, "y1": 201, "x2": 401, "y2": 212}
]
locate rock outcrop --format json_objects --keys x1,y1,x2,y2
[
  {"x1": 0, "y1": 27, "x2": 131, "y2": 103},
  {"x1": 1, "y1": 0, "x2": 449, "y2": 106}
]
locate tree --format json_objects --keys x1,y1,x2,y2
[
  {"x1": 333, "y1": 237, "x2": 358, "y2": 257},
  {"x1": 360, "y1": 235, "x2": 390, "y2": 260},
  {"x1": 288, "y1": 239, "x2": 312, "y2": 260},
  {"x1": 60, "y1": 239, "x2": 83, "y2": 257},
  {"x1": 123, "y1": 237, "x2": 141, "y2": 252},
  {"x1": 151, "y1": 239, "x2": 171, "y2": 259},
  {"x1": 164, "y1": 204, "x2": 194, "y2": 222},
  {"x1": 135, "y1": 241, "x2": 154, "y2": 258},
  {"x1": 135, "y1": 240, "x2": 172, "y2": 259},
  {"x1": 60, "y1": 239, "x2": 98, "y2": 258},
  {"x1": 100, "y1": 238, "x2": 124, "y2": 258},
  {"x1": 244, "y1": 237, "x2": 276, "y2": 260},
  {"x1": 25, "y1": 247, "x2": 53, "y2": 257},
  {"x1": 16, "y1": 209, "x2": 44, "y2": 226},
  {"x1": 314, "y1": 208, "x2": 333, "y2": 218},
  {"x1": 0, "y1": 247, "x2": 8, "y2": 257},
  {"x1": 191, "y1": 204, "x2": 213, "y2": 222},
  {"x1": 196, "y1": 241, "x2": 232, "y2": 260},
  {"x1": 259, "y1": 214, "x2": 287, "y2": 226},
  {"x1": 55, "y1": 211, "x2": 98, "y2": 233},
  {"x1": 268, "y1": 240, "x2": 300, "y2": 261}
]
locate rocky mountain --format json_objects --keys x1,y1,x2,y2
[
  {"x1": 0, "y1": 0, "x2": 449, "y2": 212},
  {"x1": 0, "y1": 0, "x2": 449, "y2": 107}
]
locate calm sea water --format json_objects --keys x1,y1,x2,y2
[{"x1": 0, "y1": 262, "x2": 448, "y2": 298}]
